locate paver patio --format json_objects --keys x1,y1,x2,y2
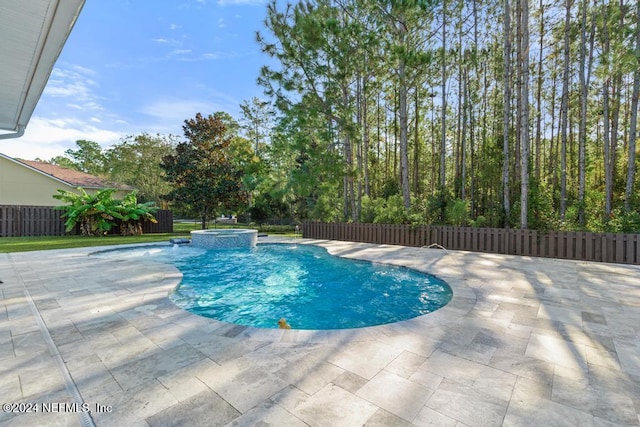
[{"x1": 0, "y1": 237, "x2": 638, "y2": 426}]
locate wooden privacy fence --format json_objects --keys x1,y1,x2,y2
[
  {"x1": 0, "y1": 205, "x2": 173, "y2": 237},
  {"x1": 302, "y1": 222, "x2": 640, "y2": 265}
]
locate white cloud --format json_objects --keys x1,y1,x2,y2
[
  {"x1": 0, "y1": 117, "x2": 124, "y2": 160},
  {"x1": 169, "y1": 49, "x2": 193, "y2": 56},
  {"x1": 44, "y1": 67, "x2": 103, "y2": 112}
]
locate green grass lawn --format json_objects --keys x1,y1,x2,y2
[{"x1": 0, "y1": 222, "x2": 300, "y2": 253}]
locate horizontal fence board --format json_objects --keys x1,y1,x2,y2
[
  {"x1": 0, "y1": 205, "x2": 173, "y2": 237},
  {"x1": 301, "y1": 222, "x2": 639, "y2": 265}
]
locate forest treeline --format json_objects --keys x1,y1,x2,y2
[{"x1": 46, "y1": 0, "x2": 640, "y2": 232}]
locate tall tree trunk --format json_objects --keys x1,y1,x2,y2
[
  {"x1": 535, "y1": 0, "x2": 544, "y2": 182},
  {"x1": 518, "y1": 0, "x2": 530, "y2": 228},
  {"x1": 363, "y1": 75, "x2": 370, "y2": 198},
  {"x1": 609, "y1": 1, "x2": 625, "y2": 201},
  {"x1": 456, "y1": 29, "x2": 464, "y2": 197},
  {"x1": 461, "y1": 63, "x2": 468, "y2": 201},
  {"x1": 440, "y1": 0, "x2": 448, "y2": 191},
  {"x1": 342, "y1": 83, "x2": 356, "y2": 222},
  {"x1": 604, "y1": 78, "x2": 612, "y2": 218},
  {"x1": 356, "y1": 74, "x2": 363, "y2": 221},
  {"x1": 603, "y1": 5, "x2": 613, "y2": 218},
  {"x1": 503, "y1": 0, "x2": 512, "y2": 226},
  {"x1": 626, "y1": 0, "x2": 640, "y2": 211},
  {"x1": 577, "y1": 0, "x2": 588, "y2": 225},
  {"x1": 399, "y1": 59, "x2": 411, "y2": 209},
  {"x1": 559, "y1": 0, "x2": 572, "y2": 220},
  {"x1": 413, "y1": 88, "x2": 420, "y2": 197}
]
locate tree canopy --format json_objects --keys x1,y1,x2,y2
[
  {"x1": 160, "y1": 113, "x2": 248, "y2": 229},
  {"x1": 50, "y1": 0, "x2": 640, "y2": 233}
]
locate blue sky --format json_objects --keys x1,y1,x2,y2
[{"x1": 4, "y1": 0, "x2": 271, "y2": 160}]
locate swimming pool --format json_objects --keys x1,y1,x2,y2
[{"x1": 94, "y1": 243, "x2": 452, "y2": 330}]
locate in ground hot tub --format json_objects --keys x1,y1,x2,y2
[{"x1": 190, "y1": 229, "x2": 258, "y2": 249}]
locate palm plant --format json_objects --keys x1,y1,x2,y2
[
  {"x1": 54, "y1": 188, "x2": 122, "y2": 236},
  {"x1": 117, "y1": 191, "x2": 158, "y2": 236},
  {"x1": 54, "y1": 188, "x2": 160, "y2": 236}
]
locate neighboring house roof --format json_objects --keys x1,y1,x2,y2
[
  {"x1": 0, "y1": 153, "x2": 131, "y2": 190},
  {"x1": 0, "y1": 1, "x2": 85, "y2": 138}
]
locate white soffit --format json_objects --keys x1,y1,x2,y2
[{"x1": 0, "y1": 0, "x2": 85, "y2": 138}]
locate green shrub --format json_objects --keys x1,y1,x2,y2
[
  {"x1": 54, "y1": 188, "x2": 157, "y2": 236},
  {"x1": 54, "y1": 188, "x2": 122, "y2": 236},
  {"x1": 606, "y1": 209, "x2": 640, "y2": 233},
  {"x1": 446, "y1": 199, "x2": 469, "y2": 226},
  {"x1": 117, "y1": 191, "x2": 158, "y2": 236}
]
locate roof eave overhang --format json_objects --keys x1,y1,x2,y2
[{"x1": 0, "y1": 0, "x2": 85, "y2": 139}]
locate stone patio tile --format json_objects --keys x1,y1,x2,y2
[
  {"x1": 331, "y1": 371, "x2": 368, "y2": 394},
  {"x1": 12, "y1": 330, "x2": 48, "y2": 357},
  {"x1": 93, "y1": 336, "x2": 157, "y2": 368},
  {"x1": 412, "y1": 406, "x2": 460, "y2": 427},
  {"x1": 504, "y1": 389, "x2": 595, "y2": 426},
  {"x1": 525, "y1": 333, "x2": 588, "y2": 371},
  {"x1": 0, "y1": 375, "x2": 22, "y2": 402},
  {"x1": 56, "y1": 338, "x2": 103, "y2": 363},
  {"x1": 292, "y1": 383, "x2": 378, "y2": 427},
  {"x1": 438, "y1": 340, "x2": 497, "y2": 365},
  {"x1": 90, "y1": 380, "x2": 179, "y2": 426},
  {"x1": 239, "y1": 343, "x2": 290, "y2": 374},
  {"x1": 156, "y1": 357, "x2": 217, "y2": 402},
  {"x1": 375, "y1": 330, "x2": 441, "y2": 358},
  {"x1": 224, "y1": 399, "x2": 306, "y2": 427},
  {"x1": 47, "y1": 324, "x2": 84, "y2": 347},
  {"x1": 110, "y1": 343, "x2": 205, "y2": 391},
  {"x1": 19, "y1": 363, "x2": 66, "y2": 398},
  {"x1": 552, "y1": 374, "x2": 637, "y2": 425},
  {"x1": 198, "y1": 359, "x2": 289, "y2": 413},
  {"x1": 408, "y1": 367, "x2": 443, "y2": 391},
  {"x1": 68, "y1": 359, "x2": 118, "y2": 392},
  {"x1": 357, "y1": 370, "x2": 433, "y2": 421},
  {"x1": 274, "y1": 353, "x2": 344, "y2": 395},
  {"x1": 384, "y1": 350, "x2": 427, "y2": 379},
  {"x1": 217, "y1": 366, "x2": 288, "y2": 413},
  {"x1": 425, "y1": 379, "x2": 509, "y2": 426},
  {"x1": 613, "y1": 339, "x2": 640, "y2": 377},
  {"x1": 537, "y1": 304, "x2": 582, "y2": 326},
  {"x1": 146, "y1": 389, "x2": 240, "y2": 427},
  {"x1": 364, "y1": 408, "x2": 414, "y2": 427},
  {"x1": 139, "y1": 325, "x2": 186, "y2": 350},
  {"x1": 585, "y1": 345, "x2": 621, "y2": 371},
  {"x1": 420, "y1": 349, "x2": 487, "y2": 384},
  {"x1": 327, "y1": 340, "x2": 401, "y2": 379},
  {"x1": 269, "y1": 385, "x2": 311, "y2": 412}
]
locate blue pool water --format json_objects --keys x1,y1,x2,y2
[{"x1": 94, "y1": 243, "x2": 452, "y2": 330}]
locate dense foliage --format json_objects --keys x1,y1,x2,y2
[
  {"x1": 253, "y1": 0, "x2": 640, "y2": 232},
  {"x1": 45, "y1": 0, "x2": 640, "y2": 233},
  {"x1": 160, "y1": 113, "x2": 248, "y2": 229},
  {"x1": 54, "y1": 188, "x2": 157, "y2": 236}
]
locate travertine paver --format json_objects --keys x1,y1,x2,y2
[{"x1": 0, "y1": 239, "x2": 639, "y2": 426}]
